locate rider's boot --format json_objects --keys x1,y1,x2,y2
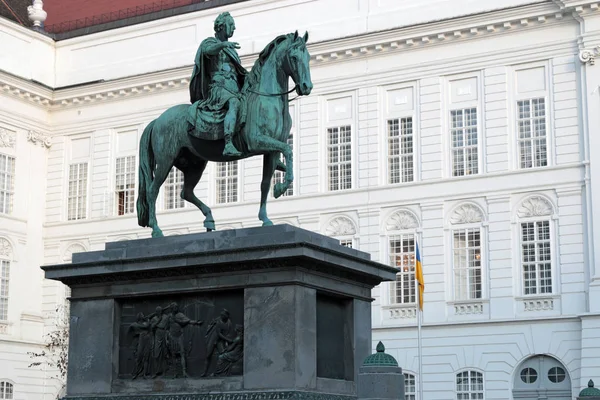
[{"x1": 223, "y1": 133, "x2": 242, "y2": 157}]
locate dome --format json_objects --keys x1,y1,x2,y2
[
  {"x1": 362, "y1": 341, "x2": 398, "y2": 367},
  {"x1": 580, "y1": 380, "x2": 600, "y2": 397}
]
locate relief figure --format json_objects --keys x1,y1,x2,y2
[
  {"x1": 214, "y1": 324, "x2": 243, "y2": 376},
  {"x1": 129, "y1": 312, "x2": 151, "y2": 379},
  {"x1": 202, "y1": 309, "x2": 234, "y2": 377},
  {"x1": 167, "y1": 302, "x2": 203, "y2": 378}
]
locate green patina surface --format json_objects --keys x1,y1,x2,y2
[
  {"x1": 580, "y1": 380, "x2": 600, "y2": 397},
  {"x1": 135, "y1": 12, "x2": 313, "y2": 238},
  {"x1": 362, "y1": 341, "x2": 399, "y2": 367}
]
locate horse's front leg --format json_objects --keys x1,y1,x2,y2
[
  {"x1": 247, "y1": 134, "x2": 293, "y2": 198},
  {"x1": 258, "y1": 153, "x2": 278, "y2": 226}
]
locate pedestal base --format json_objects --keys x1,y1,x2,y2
[{"x1": 43, "y1": 225, "x2": 396, "y2": 399}]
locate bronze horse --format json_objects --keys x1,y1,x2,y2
[{"x1": 136, "y1": 31, "x2": 312, "y2": 237}]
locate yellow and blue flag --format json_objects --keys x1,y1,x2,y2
[{"x1": 415, "y1": 242, "x2": 424, "y2": 310}]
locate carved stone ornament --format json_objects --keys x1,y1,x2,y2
[
  {"x1": 386, "y1": 211, "x2": 418, "y2": 231},
  {"x1": 580, "y1": 46, "x2": 600, "y2": 66},
  {"x1": 325, "y1": 216, "x2": 356, "y2": 236},
  {"x1": 27, "y1": 130, "x2": 52, "y2": 148},
  {"x1": 0, "y1": 129, "x2": 16, "y2": 148},
  {"x1": 450, "y1": 204, "x2": 484, "y2": 225},
  {"x1": 124, "y1": 303, "x2": 243, "y2": 379},
  {"x1": 63, "y1": 243, "x2": 86, "y2": 262},
  {"x1": 0, "y1": 238, "x2": 12, "y2": 258},
  {"x1": 517, "y1": 196, "x2": 553, "y2": 218}
]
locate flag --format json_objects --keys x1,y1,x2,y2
[{"x1": 415, "y1": 241, "x2": 424, "y2": 310}]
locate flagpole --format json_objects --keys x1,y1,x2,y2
[{"x1": 417, "y1": 306, "x2": 424, "y2": 400}]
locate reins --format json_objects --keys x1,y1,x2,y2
[{"x1": 247, "y1": 84, "x2": 300, "y2": 102}]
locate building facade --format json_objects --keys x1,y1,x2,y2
[{"x1": 1, "y1": 0, "x2": 600, "y2": 399}]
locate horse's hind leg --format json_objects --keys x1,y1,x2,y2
[
  {"x1": 180, "y1": 160, "x2": 215, "y2": 231},
  {"x1": 148, "y1": 162, "x2": 172, "y2": 238}
]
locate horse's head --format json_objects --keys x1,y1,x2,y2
[{"x1": 285, "y1": 31, "x2": 313, "y2": 96}]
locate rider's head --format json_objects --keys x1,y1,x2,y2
[{"x1": 214, "y1": 12, "x2": 234, "y2": 36}]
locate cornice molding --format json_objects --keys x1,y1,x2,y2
[{"x1": 0, "y1": 2, "x2": 595, "y2": 110}]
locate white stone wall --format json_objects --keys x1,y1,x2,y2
[{"x1": 2, "y1": 0, "x2": 600, "y2": 399}]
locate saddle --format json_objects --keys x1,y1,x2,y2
[{"x1": 186, "y1": 93, "x2": 247, "y2": 141}]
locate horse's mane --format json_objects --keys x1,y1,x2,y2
[{"x1": 243, "y1": 33, "x2": 294, "y2": 92}]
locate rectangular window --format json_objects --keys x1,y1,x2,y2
[
  {"x1": 272, "y1": 134, "x2": 294, "y2": 197},
  {"x1": 115, "y1": 156, "x2": 136, "y2": 216},
  {"x1": 452, "y1": 228, "x2": 482, "y2": 300},
  {"x1": 388, "y1": 118, "x2": 414, "y2": 184},
  {"x1": 216, "y1": 161, "x2": 238, "y2": 204},
  {"x1": 521, "y1": 220, "x2": 552, "y2": 295},
  {"x1": 518, "y1": 98, "x2": 547, "y2": 169},
  {"x1": 67, "y1": 163, "x2": 88, "y2": 221},
  {"x1": 339, "y1": 239, "x2": 353, "y2": 248},
  {"x1": 404, "y1": 373, "x2": 416, "y2": 400},
  {"x1": 164, "y1": 168, "x2": 185, "y2": 210},
  {"x1": 389, "y1": 234, "x2": 416, "y2": 305},
  {"x1": 327, "y1": 125, "x2": 352, "y2": 191},
  {"x1": 0, "y1": 154, "x2": 15, "y2": 215},
  {"x1": 451, "y1": 108, "x2": 478, "y2": 176},
  {"x1": 0, "y1": 260, "x2": 9, "y2": 321}
]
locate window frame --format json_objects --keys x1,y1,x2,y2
[
  {"x1": 0, "y1": 258, "x2": 10, "y2": 322},
  {"x1": 67, "y1": 162, "x2": 89, "y2": 221},
  {"x1": 404, "y1": 371, "x2": 417, "y2": 400},
  {"x1": 509, "y1": 61, "x2": 553, "y2": 170},
  {"x1": 65, "y1": 134, "x2": 92, "y2": 221},
  {"x1": 321, "y1": 92, "x2": 356, "y2": 193},
  {"x1": 516, "y1": 97, "x2": 548, "y2": 169},
  {"x1": 114, "y1": 155, "x2": 137, "y2": 216},
  {"x1": 0, "y1": 153, "x2": 15, "y2": 216},
  {"x1": 519, "y1": 217, "x2": 554, "y2": 296},
  {"x1": 380, "y1": 82, "x2": 419, "y2": 186},
  {"x1": 214, "y1": 160, "x2": 240, "y2": 205},
  {"x1": 443, "y1": 72, "x2": 484, "y2": 179},
  {"x1": 0, "y1": 380, "x2": 14, "y2": 400},
  {"x1": 455, "y1": 369, "x2": 485, "y2": 400},
  {"x1": 451, "y1": 224, "x2": 484, "y2": 301},
  {"x1": 163, "y1": 167, "x2": 186, "y2": 210}
]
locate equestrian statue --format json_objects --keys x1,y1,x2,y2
[{"x1": 136, "y1": 12, "x2": 313, "y2": 237}]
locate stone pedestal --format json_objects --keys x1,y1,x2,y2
[{"x1": 43, "y1": 225, "x2": 396, "y2": 400}]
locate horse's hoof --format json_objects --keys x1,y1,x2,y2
[
  {"x1": 262, "y1": 220, "x2": 274, "y2": 227},
  {"x1": 204, "y1": 220, "x2": 216, "y2": 231},
  {"x1": 274, "y1": 183, "x2": 286, "y2": 198},
  {"x1": 152, "y1": 230, "x2": 164, "y2": 238}
]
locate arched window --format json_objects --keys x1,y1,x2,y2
[
  {"x1": 0, "y1": 238, "x2": 12, "y2": 322},
  {"x1": 404, "y1": 372, "x2": 416, "y2": 400},
  {"x1": 449, "y1": 204, "x2": 486, "y2": 301},
  {"x1": 0, "y1": 381, "x2": 13, "y2": 399},
  {"x1": 325, "y1": 216, "x2": 357, "y2": 248},
  {"x1": 385, "y1": 210, "x2": 420, "y2": 306},
  {"x1": 516, "y1": 196, "x2": 554, "y2": 296},
  {"x1": 456, "y1": 370, "x2": 484, "y2": 399}
]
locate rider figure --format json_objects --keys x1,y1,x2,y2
[{"x1": 189, "y1": 12, "x2": 247, "y2": 157}]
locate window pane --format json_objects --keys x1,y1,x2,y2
[
  {"x1": 453, "y1": 228, "x2": 482, "y2": 300},
  {"x1": 328, "y1": 126, "x2": 352, "y2": 191},
  {"x1": 389, "y1": 235, "x2": 416, "y2": 305},
  {"x1": 518, "y1": 98, "x2": 547, "y2": 168},
  {"x1": 272, "y1": 134, "x2": 294, "y2": 197},
  {"x1": 115, "y1": 156, "x2": 136, "y2": 215},
  {"x1": 388, "y1": 118, "x2": 414, "y2": 184},
  {"x1": 521, "y1": 220, "x2": 552, "y2": 295},
  {"x1": 0, "y1": 154, "x2": 16, "y2": 215},
  {"x1": 68, "y1": 163, "x2": 88, "y2": 220},
  {"x1": 451, "y1": 108, "x2": 478, "y2": 177},
  {"x1": 216, "y1": 161, "x2": 238, "y2": 204},
  {"x1": 0, "y1": 260, "x2": 10, "y2": 321},
  {"x1": 164, "y1": 168, "x2": 185, "y2": 210}
]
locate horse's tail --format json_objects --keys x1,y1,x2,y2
[{"x1": 136, "y1": 120, "x2": 155, "y2": 227}]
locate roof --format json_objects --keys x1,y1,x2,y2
[
  {"x1": 0, "y1": 0, "x2": 30, "y2": 26},
  {"x1": 362, "y1": 342, "x2": 399, "y2": 367},
  {"x1": 580, "y1": 380, "x2": 600, "y2": 397},
  {"x1": 44, "y1": 0, "x2": 249, "y2": 37}
]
